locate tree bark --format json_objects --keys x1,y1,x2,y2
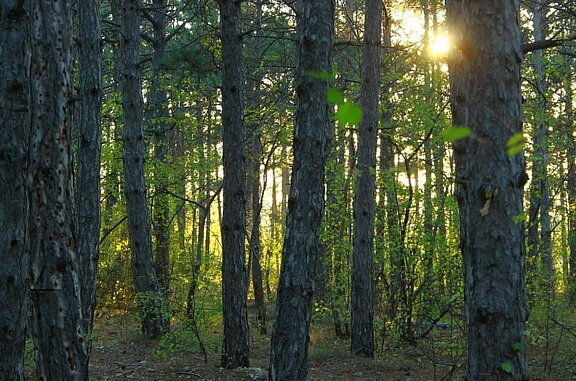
[
  {"x1": 269, "y1": 0, "x2": 334, "y2": 379},
  {"x1": 217, "y1": 0, "x2": 250, "y2": 368},
  {"x1": 119, "y1": 0, "x2": 169, "y2": 338},
  {"x1": 350, "y1": 0, "x2": 381, "y2": 358},
  {"x1": 28, "y1": 0, "x2": 89, "y2": 379},
  {"x1": 246, "y1": 0, "x2": 267, "y2": 334},
  {"x1": 0, "y1": 1, "x2": 30, "y2": 379},
  {"x1": 446, "y1": 1, "x2": 528, "y2": 380},
  {"x1": 527, "y1": 0, "x2": 553, "y2": 293},
  {"x1": 147, "y1": 0, "x2": 172, "y2": 296},
  {"x1": 77, "y1": 0, "x2": 102, "y2": 345}
]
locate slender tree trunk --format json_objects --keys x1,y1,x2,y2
[
  {"x1": 77, "y1": 0, "x2": 102, "y2": 346},
  {"x1": 119, "y1": 0, "x2": 169, "y2": 338},
  {"x1": 147, "y1": 0, "x2": 171, "y2": 296},
  {"x1": 350, "y1": 0, "x2": 381, "y2": 358},
  {"x1": 0, "y1": 2, "x2": 30, "y2": 379},
  {"x1": 446, "y1": 1, "x2": 528, "y2": 379},
  {"x1": 246, "y1": 0, "x2": 266, "y2": 334},
  {"x1": 528, "y1": 0, "x2": 553, "y2": 293},
  {"x1": 28, "y1": 0, "x2": 89, "y2": 379},
  {"x1": 217, "y1": 0, "x2": 250, "y2": 368},
  {"x1": 269, "y1": 1, "x2": 334, "y2": 379},
  {"x1": 567, "y1": 68, "x2": 576, "y2": 302}
]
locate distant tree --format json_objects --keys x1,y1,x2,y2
[
  {"x1": 28, "y1": 0, "x2": 89, "y2": 378},
  {"x1": 446, "y1": 0, "x2": 528, "y2": 379},
  {"x1": 118, "y1": 0, "x2": 169, "y2": 338},
  {"x1": 269, "y1": 0, "x2": 334, "y2": 379},
  {"x1": 350, "y1": 0, "x2": 381, "y2": 358},
  {"x1": 526, "y1": 0, "x2": 553, "y2": 293},
  {"x1": 246, "y1": 0, "x2": 267, "y2": 335},
  {"x1": 145, "y1": 0, "x2": 171, "y2": 296},
  {"x1": 0, "y1": 1, "x2": 30, "y2": 379},
  {"x1": 217, "y1": 0, "x2": 250, "y2": 368},
  {"x1": 77, "y1": 0, "x2": 103, "y2": 347}
]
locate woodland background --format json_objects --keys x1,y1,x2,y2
[{"x1": 1, "y1": 0, "x2": 576, "y2": 380}]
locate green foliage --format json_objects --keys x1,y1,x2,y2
[
  {"x1": 500, "y1": 362, "x2": 513, "y2": 374},
  {"x1": 440, "y1": 127, "x2": 471, "y2": 141},
  {"x1": 506, "y1": 133, "x2": 525, "y2": 156}
]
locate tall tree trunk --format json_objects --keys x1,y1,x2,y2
[
  {"x1": 77, "y1": 0, "x2": 102, "y2": 346},
  {"x1": 350, "y1": 0, "x2": 381, "y2": 358},
  {"x1": 119, "y1": 0, "x2": 169, "y2": 338},
  {"x1": 147, "y1": 0, "x2": 171, "y2": 296},
  {"x1": 0, "y1": 1, "x2": 30, "y2": 379},
  {"x1": 567, "y1": 67, "x2": 576, "y2": 302},
  {"x1": 527, "y1": 0, "x2": 553, "y2": 293},
  {"x1": 269, "y1": 0, "x2": 334, "y2": 379},
  {"x1": 28, "y1": 0, "x2": 89, "y2": 379},
  {"x1": 246, "y1": 0, "x2": 266, "y2": 334},
  {"x1": 446, "y1": 1, "x2": 528, "y2": 380},
  {"x1": 217, "y1": 0, "x2": 250, "y2": 368}
]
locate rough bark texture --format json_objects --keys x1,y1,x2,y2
[
  {"x1": 119, "y1": 0, "x2": 169, "y2": 339},
  {"x1": 28, "y1": 0, "x2": 89, "y2": 379},
  {"x1": 0, "y1": 1, "x2": 29, "y2": 379},
  {"x1": 147, "y1": 0, "x2": 171, "y2": 296},
  {"x1": 217, "y1": 0, "x2": 250, "y2": 368},
  {"x1": 77, "y1": 0, "x2": 102, "y2": 343},
  {"x1": 269, "y1": 1, "x2": 333, "y2": 379},
  {"x1": 350, "y1": 0, "x2": 381, "y2": 358},
  {"x1": 446, "y1": 1, "x2": 528, "y2": 380}
]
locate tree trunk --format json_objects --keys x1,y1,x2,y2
[
  {"x1": 350, "y1": 0, "x2": 381, "y2": 358},
  {"x1": 119, "y1": 0, "x2": 169, "y2": 338},
  {"x1": 0, "y1": 1, "x2": 30, "y2": 379},
  {"x1": 28, "y1": 0, "x2": 89, "y2": 379},
  {"x1": 269, "y1": 1, "x2": 334, "y2": 379},
  {"x1": 446, "y1": 1, "x2": 528, "y2": 380},
  {"x1": 527, "y1": 0, "x2": 553, "y2": 294},
  {"x1": 246, "y1": 0, "x2": 266, "y2": 334},
  {"x1": 217, "y1": 0, "x2": 250, "y2": 368},
  {"x1": 147, "y1": 0, "x2": 172, "y2": 296},
  {"x1": 567, "y1": 68, "x2": 576, "y2": 302},
  {"x1": 77, "y1": 0, "x2": 102, "y2": 345}
]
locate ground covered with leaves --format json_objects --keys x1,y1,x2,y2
[
  {"x1": 23, "y1": 301, "x2": 576, "y2": 381},
  {"x1": 76, "y1": 305, "x2": 576, "y2": 381}
]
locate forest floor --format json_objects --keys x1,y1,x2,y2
[
  {"x1": 25, "y1": 303, "x2": 576, "y2": 380},
  {"x1": 80, "y1": 305, "x2": 576, "y2": 381}
]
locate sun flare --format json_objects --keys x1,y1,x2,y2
[{"x1": 429, "y1": 34, "x2": 451, "y2": 56}]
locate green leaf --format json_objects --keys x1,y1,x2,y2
[
  {"x1": 335, "y1": 102, "x2": 362, "y2": 126},
  {"x1": 304, "y1": 70, "x2": 334, "y2": 80},
  {"x1": 506, "y1": 133, "x2": 525, "y2": 156},
  {"x1": 500, "y1": 362, "x2": 513, "y2": 374},
  {"x1": 326, "y1": 88, "x2": 344, "y2": 104},
  {"x1": 440, "y1": 127, "x2": 472, "y2": 141},
  {"x1": 512, "y1": 342, "x2": 525, "y2": 351},
  {"x1": 512, "y1": 213, "x2": 527, "y2": 224}
]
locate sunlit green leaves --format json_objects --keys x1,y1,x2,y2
[
  {"x1": 325, "y1": 87, "x2": 362, "y2": 126},
  {"x1": 304, "y1": 70, "x2": 335, "y2": 80},
  {"x1": 512, "y1": 213, "x2": 527, "y2": 224},
  {"x1": 506, "y1": 133, "x2": 525, "y2": 156},
  {"x1": 500, "y1": 362, "x2": 513, "y2": 374},
  {"x1": 440, "y1": 127, "x2": 471, "y2": 141},
  {"x1": 326, "y1": 88, "x2": 344, "y2": 104},
  {"x1": 335, "y1": 102, "x2": 362, "y2": 126}
]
